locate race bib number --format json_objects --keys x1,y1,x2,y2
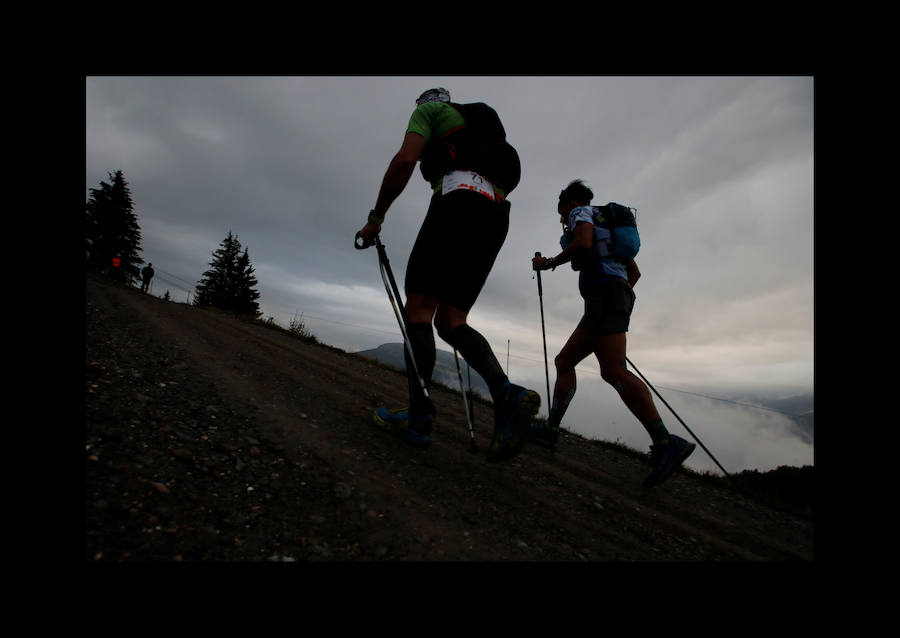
[{"x1": 441, "y1": 170, "x2": 496, "y2": 200}]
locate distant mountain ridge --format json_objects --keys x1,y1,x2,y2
[
  {"x1": 356, "y1": 343, "x2": 491, "y2": 400},
  {"x1": 732, "y1": 392, "x2": 814, "y2": 444},
  {"x1": 754, "y1": 394, "x2": 814, "y2": 417}
]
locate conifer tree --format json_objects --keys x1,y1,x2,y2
[
  {"x1": 194, "y1": 232, "x2": 262, "y2": 317},
  {"x1": 233, "y1": 247, "x2": 262, "y2": 317},
  {"x1": 86, "y1": 170, "x2": 143, "y2": 285}
]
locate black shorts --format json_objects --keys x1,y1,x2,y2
[
  {"x1": 577, "y1": 277, "x2": 636, "y2": 335},
  {"x1": 405, "y1": 188, "x2": 510, "y2": 313}
]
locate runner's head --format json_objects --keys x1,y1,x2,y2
[
  {"x1": 558, "y1": 179, "x2": 593, "y2": 219},
  {"x1": 416, "y1": 88, "x2": 451, "y2": 106}
]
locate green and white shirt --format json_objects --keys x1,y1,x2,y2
[{"x1": 406, "y1": 101, "x2": 465, "y2": 143}]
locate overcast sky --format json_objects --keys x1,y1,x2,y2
[{"x1": 85, "y1": 76, "x2": 814, "y2": 473}]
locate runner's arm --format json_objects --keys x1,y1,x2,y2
[
  {"x1": 533, "y1": 221, "x2": 592, "y2": 270},
  {"x1": 356, "y1": 132, "x2": 427, "y2": 247},
  {"x1": 372, "y1": 132, "x2": 427, "y2": 219}
]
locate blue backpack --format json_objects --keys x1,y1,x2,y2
[{"x1": 562, "y1": 202, "x2": 640, "y2": 268}]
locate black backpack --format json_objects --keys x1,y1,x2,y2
[{"x1": 419, "y1": 102, "x2": 521, "y2": 195}]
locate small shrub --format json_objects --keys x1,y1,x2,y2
[{"x1": 289, "y1": 312, "x2": 318, "y2": 344}]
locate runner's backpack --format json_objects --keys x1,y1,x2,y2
[
  {"x1": 419, "y1": 102, "x2": 521, "y2": 195},
  {"x1": 562, "y1": 202, "x2": 640, "y2": 268}
]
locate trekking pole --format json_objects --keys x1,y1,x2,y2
[
  {"x1": 534, "y1": 252, "x2": 552, "y2": 416},
  {"x1": 466, "y1": 360, "x2": 475, "y2": 432},
  {"x1": 625, "y1": 356, "x2": 733, "y2": 483},
  {"x1": 506, "y1": 339, "x2": 510, "y2": 375},
  {"x1": 454, "y1": 348, "x2": 477, "y2": 451},
  {"x1": 356, "y1": 234, "x2": 430, "y2": 406}
]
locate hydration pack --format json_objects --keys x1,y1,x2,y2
[
  {"x1": 419, "y1": 102, "x2": 521, "y2": 195},
  {"x1": 562, "y1": 202, "x2": 640, "y2": 269}
]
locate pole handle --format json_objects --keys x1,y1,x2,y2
[{"x1": 356, "y1": 233, "x2": 382, "y2": 250}]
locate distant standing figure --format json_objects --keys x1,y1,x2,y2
[
  {"x1": 141, "y1": 263, "x2": 155, "y2": 293},
  {"x1": 110, "y1": 255, "x2": 122, "y2": 280}
]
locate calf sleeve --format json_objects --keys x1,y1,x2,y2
[
  {"x1": 442, "y1": 324, "x2": 508, "y2": 399},
  {"x1": 548, "y1": 386, "x2": 576, "y2": 429},
  {"x1": 405, "y1": 322, "x2": 436, "y2": 417}
]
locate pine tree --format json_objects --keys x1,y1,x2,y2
[
  {"x1": 194, "y1": 232, "x2": 262, "y2": 317},
  {"x1": 195, "y1": 231, "x2": 241, "y2": 309},
  {"x1": 86, "y1": 170, "x2": 143, "y2": 285},
  {"x1": 233, "y1": 247, "x2": 262, "y2": 317}
]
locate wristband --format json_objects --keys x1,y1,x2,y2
[{"x1": 368, "y1": 209, "x2": 384, "y2": 225}]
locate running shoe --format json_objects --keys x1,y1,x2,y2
[
  {"x1": 486, "y1": 382, "x2": 541, "y2": 462},
  {"x1": 643, "y1": 434, "x2": 696, "y2": 487},
  {"x1": 373, "y1": 406, "x2": 432, "y2": 447},
  {"x1": 527, "y1": 420, "x2": 559, "y2": 450}
]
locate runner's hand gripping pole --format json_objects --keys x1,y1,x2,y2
[{"x1": 354, "y1": 233, "x2": 373, "y2": 250}]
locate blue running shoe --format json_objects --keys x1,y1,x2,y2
[
  {"x1": 373, "y1": 406, "x2": 432, "y2": 447},
  {"x1": 527, "y1": 420, "x2": 559, "y2": 450},
  {"x1": 643, "y1": 434, "x2": 696, "y2": 487},
  {"x1": 487, "y1": 382, "x2": 541, "y2": 462}
]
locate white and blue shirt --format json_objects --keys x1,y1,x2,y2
[{"x1": 567, "y1": 206, "x2": 628, "y2": 294}]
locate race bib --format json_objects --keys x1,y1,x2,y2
[{"x1": 441, "y1": 170, "x2": 496, "y2": 201}]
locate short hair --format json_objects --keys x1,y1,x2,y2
[{"x1": 559, "y1": 179, "x2": 593, "y2": 206}]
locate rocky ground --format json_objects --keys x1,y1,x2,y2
[{"x1": 84, "y1": 273, "x2": 814, "y2": 562}]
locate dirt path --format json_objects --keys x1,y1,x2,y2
[{"x1": 85, "y1": 274, "x2": 814, "y2": 561}]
